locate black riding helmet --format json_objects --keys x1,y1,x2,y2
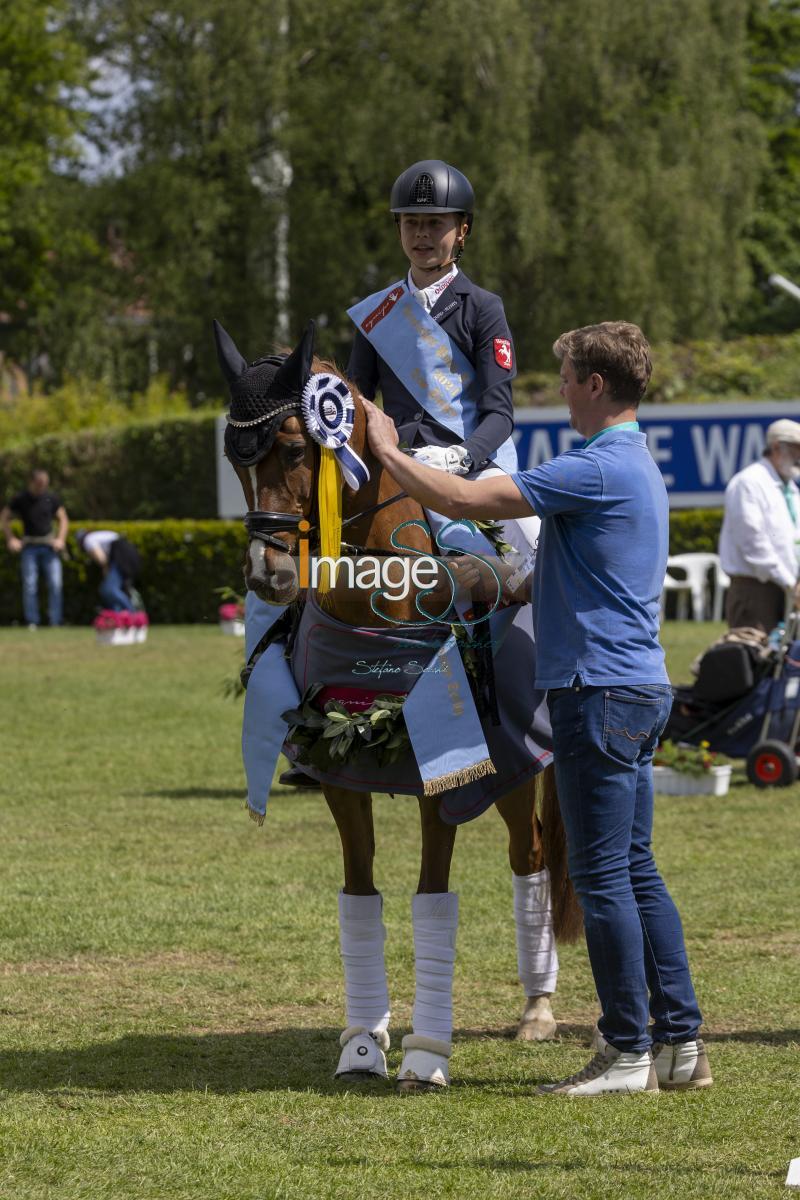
[{"x1": 390, "y1": 159, "x2": 474, "y2": 234}]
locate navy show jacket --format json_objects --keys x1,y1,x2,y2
[{"x1": 346, "y1": 270, "x2": 516, "y2": 467}]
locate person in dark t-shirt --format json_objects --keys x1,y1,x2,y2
[{"x1": 1, "y1": 468, "x2": 69, "y2": 627}]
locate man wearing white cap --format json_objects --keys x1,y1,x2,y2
[{"x1": 719, "y1": 419, "x2": 800, "y2": 631}]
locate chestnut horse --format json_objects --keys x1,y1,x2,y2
[{"x1": 216, "y1": 320, "x2": 581, "y2": 1091}]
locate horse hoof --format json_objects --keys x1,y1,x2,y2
[
  {"x1": 336, "y1": 1070, "x2": 388, "y2": 1086},
  {"x1": 515, "y1": 996, "x2": 558, "y2": 1042},
  {"x1": 396, "y1": 1076, "x2": 446, "y2": 1095}
]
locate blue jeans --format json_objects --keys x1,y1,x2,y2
[
  {"x1": 548, "y1": 682, "x2": 702, "y2": 1052},
  {"x1": 99, "y1": 564, "x2": 134, "y2": 612},
  {"x1": 20, "y1": 544, "x2": 63, "y2": 626}
]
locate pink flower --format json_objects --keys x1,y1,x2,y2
[
  {"x1": 93, "y1": 609, "x2": 149, "y2": 631},
  {"x1": 93, "y1": 609, "x2": 120, "y2": 630},
  {"x1": 219, "y1": 603, "x2": 244, "y2": 621}
]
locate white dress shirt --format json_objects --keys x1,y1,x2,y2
[
  {"x1": 719, "y1": 458, "x2": 800, "y2": 590},
  {"x1": 407, "y1": 264, "x2": 458, "y2": 313}
]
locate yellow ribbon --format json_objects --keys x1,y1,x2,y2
[{"x1": 316, "y1": 447, "x2": 342, "y2": 593}]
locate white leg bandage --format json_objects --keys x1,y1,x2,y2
[
  {"x1": 338, "y1": 891, "x2": 390, "y2": 1035},
  {"x1": 411, "y1": 891, "x2": 459, "y2": 1042},
  {"x1": 513, "y1": 869, "x2": 559, "y2": 995}
]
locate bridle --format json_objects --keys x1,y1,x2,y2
[
  {"x1": 243, "y1": 491, "x2": 410, "y2": 557},
  {"x1": 241, "y1": 430, "x2": 411, "y2": 558}
]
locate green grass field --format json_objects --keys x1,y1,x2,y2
[{"x1": 1, "y1": 623, "x2": 798, "y2": 1199}]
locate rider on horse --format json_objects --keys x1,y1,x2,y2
[
  {"x1": 336, "y1": 161, "x2": 559, "y2": 1088},
  {"x1": 348, "y1": 158, "x2": 517, "y2": 482}
]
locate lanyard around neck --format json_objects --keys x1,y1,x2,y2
[{"x1": 583, "y1": 421, "x2": 640, "y2": 448}]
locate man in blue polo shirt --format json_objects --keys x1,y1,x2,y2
[{"x1": 362, "y1": 320, "x2": 711, "y2": 1096}]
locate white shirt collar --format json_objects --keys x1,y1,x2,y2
[
  {"x1": 763, "y1": 457, "x2": 798, "y2": 491},
  {"x1": 407, "y1": 264, "x2": 458, "y2": 313}
]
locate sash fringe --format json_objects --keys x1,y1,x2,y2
[
  {"x1": 246, "y1": 801, "x2": 266, "y2": 827},
  {"x1": 421, "y1": 756, "x2": 496, "y2": 796}
]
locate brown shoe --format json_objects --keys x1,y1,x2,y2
[{"x1": 652, "y1": 1038, "x2": 713, "y2": 1090}]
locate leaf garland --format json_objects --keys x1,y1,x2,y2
[
  {"x1": 474, "y1": 519, "x2": 513, "y2": 559},
  {"x1": 282, "y1": 684, "x2": 410, "y2": 770}
]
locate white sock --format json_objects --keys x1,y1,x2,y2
[
  {"x1": 411, "y1": 892, "x2": 459, "y2": 1042},
  {"x1": 513, "y1": 869, "x2": 559, "y2": 995},
  {"x1": 338, "y1": 891, "x2": 390, "y2": 1035}
]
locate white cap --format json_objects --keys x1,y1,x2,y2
[{"x1": 766, "y1": 419, "x2": 800, "y2": 447}]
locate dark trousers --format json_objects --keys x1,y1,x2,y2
[
  {"x1": 725, "y1": 575, "x2": 787, "y2": 634},
  {"x1": 548, "y1": 683, "x2": 703, "y2": 1053}
]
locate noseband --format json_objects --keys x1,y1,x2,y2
[
  {"x1": 243, "y1": 491, "x2": 410, "y2": 557},
  {"x1": 244, "y1": 509, "x2": 307, "y2": 553}
]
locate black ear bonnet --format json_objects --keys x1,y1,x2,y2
[{"x1": 214, "y1": 319, "x2": 316, "y2": 467}]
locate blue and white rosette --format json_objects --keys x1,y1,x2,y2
[{"x1": 301, "y1": 373, "x2": 370, "y2": 492}]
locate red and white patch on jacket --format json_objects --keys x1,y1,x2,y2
[{"x1": 494, "y1": 337, "x2": 513, "y2": 370}]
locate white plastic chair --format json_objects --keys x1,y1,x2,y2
[
  {"x1": 661, "y1": 564, "x2": 693, "y2": 620},
  {"x1": 710, "y1": 558, "x2": 731, "y2": 622},
  {"x1": 662, "y1": 553, "x2": 728, "y2": 621}
]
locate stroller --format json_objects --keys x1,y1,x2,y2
[{"x1": 664, "y1": 613, "x2": 800, "y2": 788}]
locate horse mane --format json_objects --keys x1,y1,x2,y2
[{"x1": 311, "y1": 355, "x2": 355, "y2": 393}]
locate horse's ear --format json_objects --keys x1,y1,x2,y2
[
  {"x1": 274, "y1": 320, "x2": 315, "y2": 395},
  {"x1": 213, "y1": 319, "x2": 248, "y2": 384}
]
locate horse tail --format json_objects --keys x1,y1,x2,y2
[{"x1": 539, "y1": 764, "x2": 583, "y2": 944}]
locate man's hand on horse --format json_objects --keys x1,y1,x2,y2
[{"x1": 362, "y1": 399, "x2": 400, "y2": 456}]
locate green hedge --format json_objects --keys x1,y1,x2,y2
[
  {"x1": 0, "y1": 413, "x2": 218, "y2": 520},
  {"x1": 0, "y1": 512, "x2": 723, "y2": 627},
  {"x1": 668, "y1": 508, "x2": 723, "y2": 554},
  {"x1": 0, "y1": 520, "x2": 247, "y2": 626}
]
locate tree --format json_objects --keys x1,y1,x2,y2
[
  {"x1": 0, "y1": 0, "x2": 88, "y2": 369},
  {"x1": 4, "y1": 0, "x2": 780, "y2": 393},
  {"x1": 739, "y1": 0, "x2": 800, "y2": 331},
  {"x1": 286, "y1": 0, "x2": 764, "y2": 370}
]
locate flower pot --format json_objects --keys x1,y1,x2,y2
[
  {"x1": 653, "y1": 764, "x2": 732, "y2": 796},
  {"x1": 220, "y1": 618, "x2": 245, "y2": 637},
  {"x1": 95, "y1": 627, "x2": 137, "y2": 646},
  {"x1": 134, "y1": 626, "x2": 148, "y2": 643}
]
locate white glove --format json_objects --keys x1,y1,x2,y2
[{"x1": 411, "y1": 445, "x2": 472, "y2": 475}]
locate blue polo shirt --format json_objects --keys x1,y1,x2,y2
[{"x1": 513, "y1": 428, "x2": 669, "y2": 688}]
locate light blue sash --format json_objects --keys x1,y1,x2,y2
[
  {"x1": 402, "y1": 631, "x2": 495, "y2": 794},
  {"x1": 241, "y1": 591, "x2": 299, "y2": 824},
  {"x1": 347, "y1": 281, "x2": 517, "y2": 472}
]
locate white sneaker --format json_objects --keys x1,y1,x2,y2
[
  {"x1": 652, "y1": 1038, "x2": 712, "y2": 1090},
  {"x1": 537, "y1": 1045, "x2": 658, "y2": 1095}
]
